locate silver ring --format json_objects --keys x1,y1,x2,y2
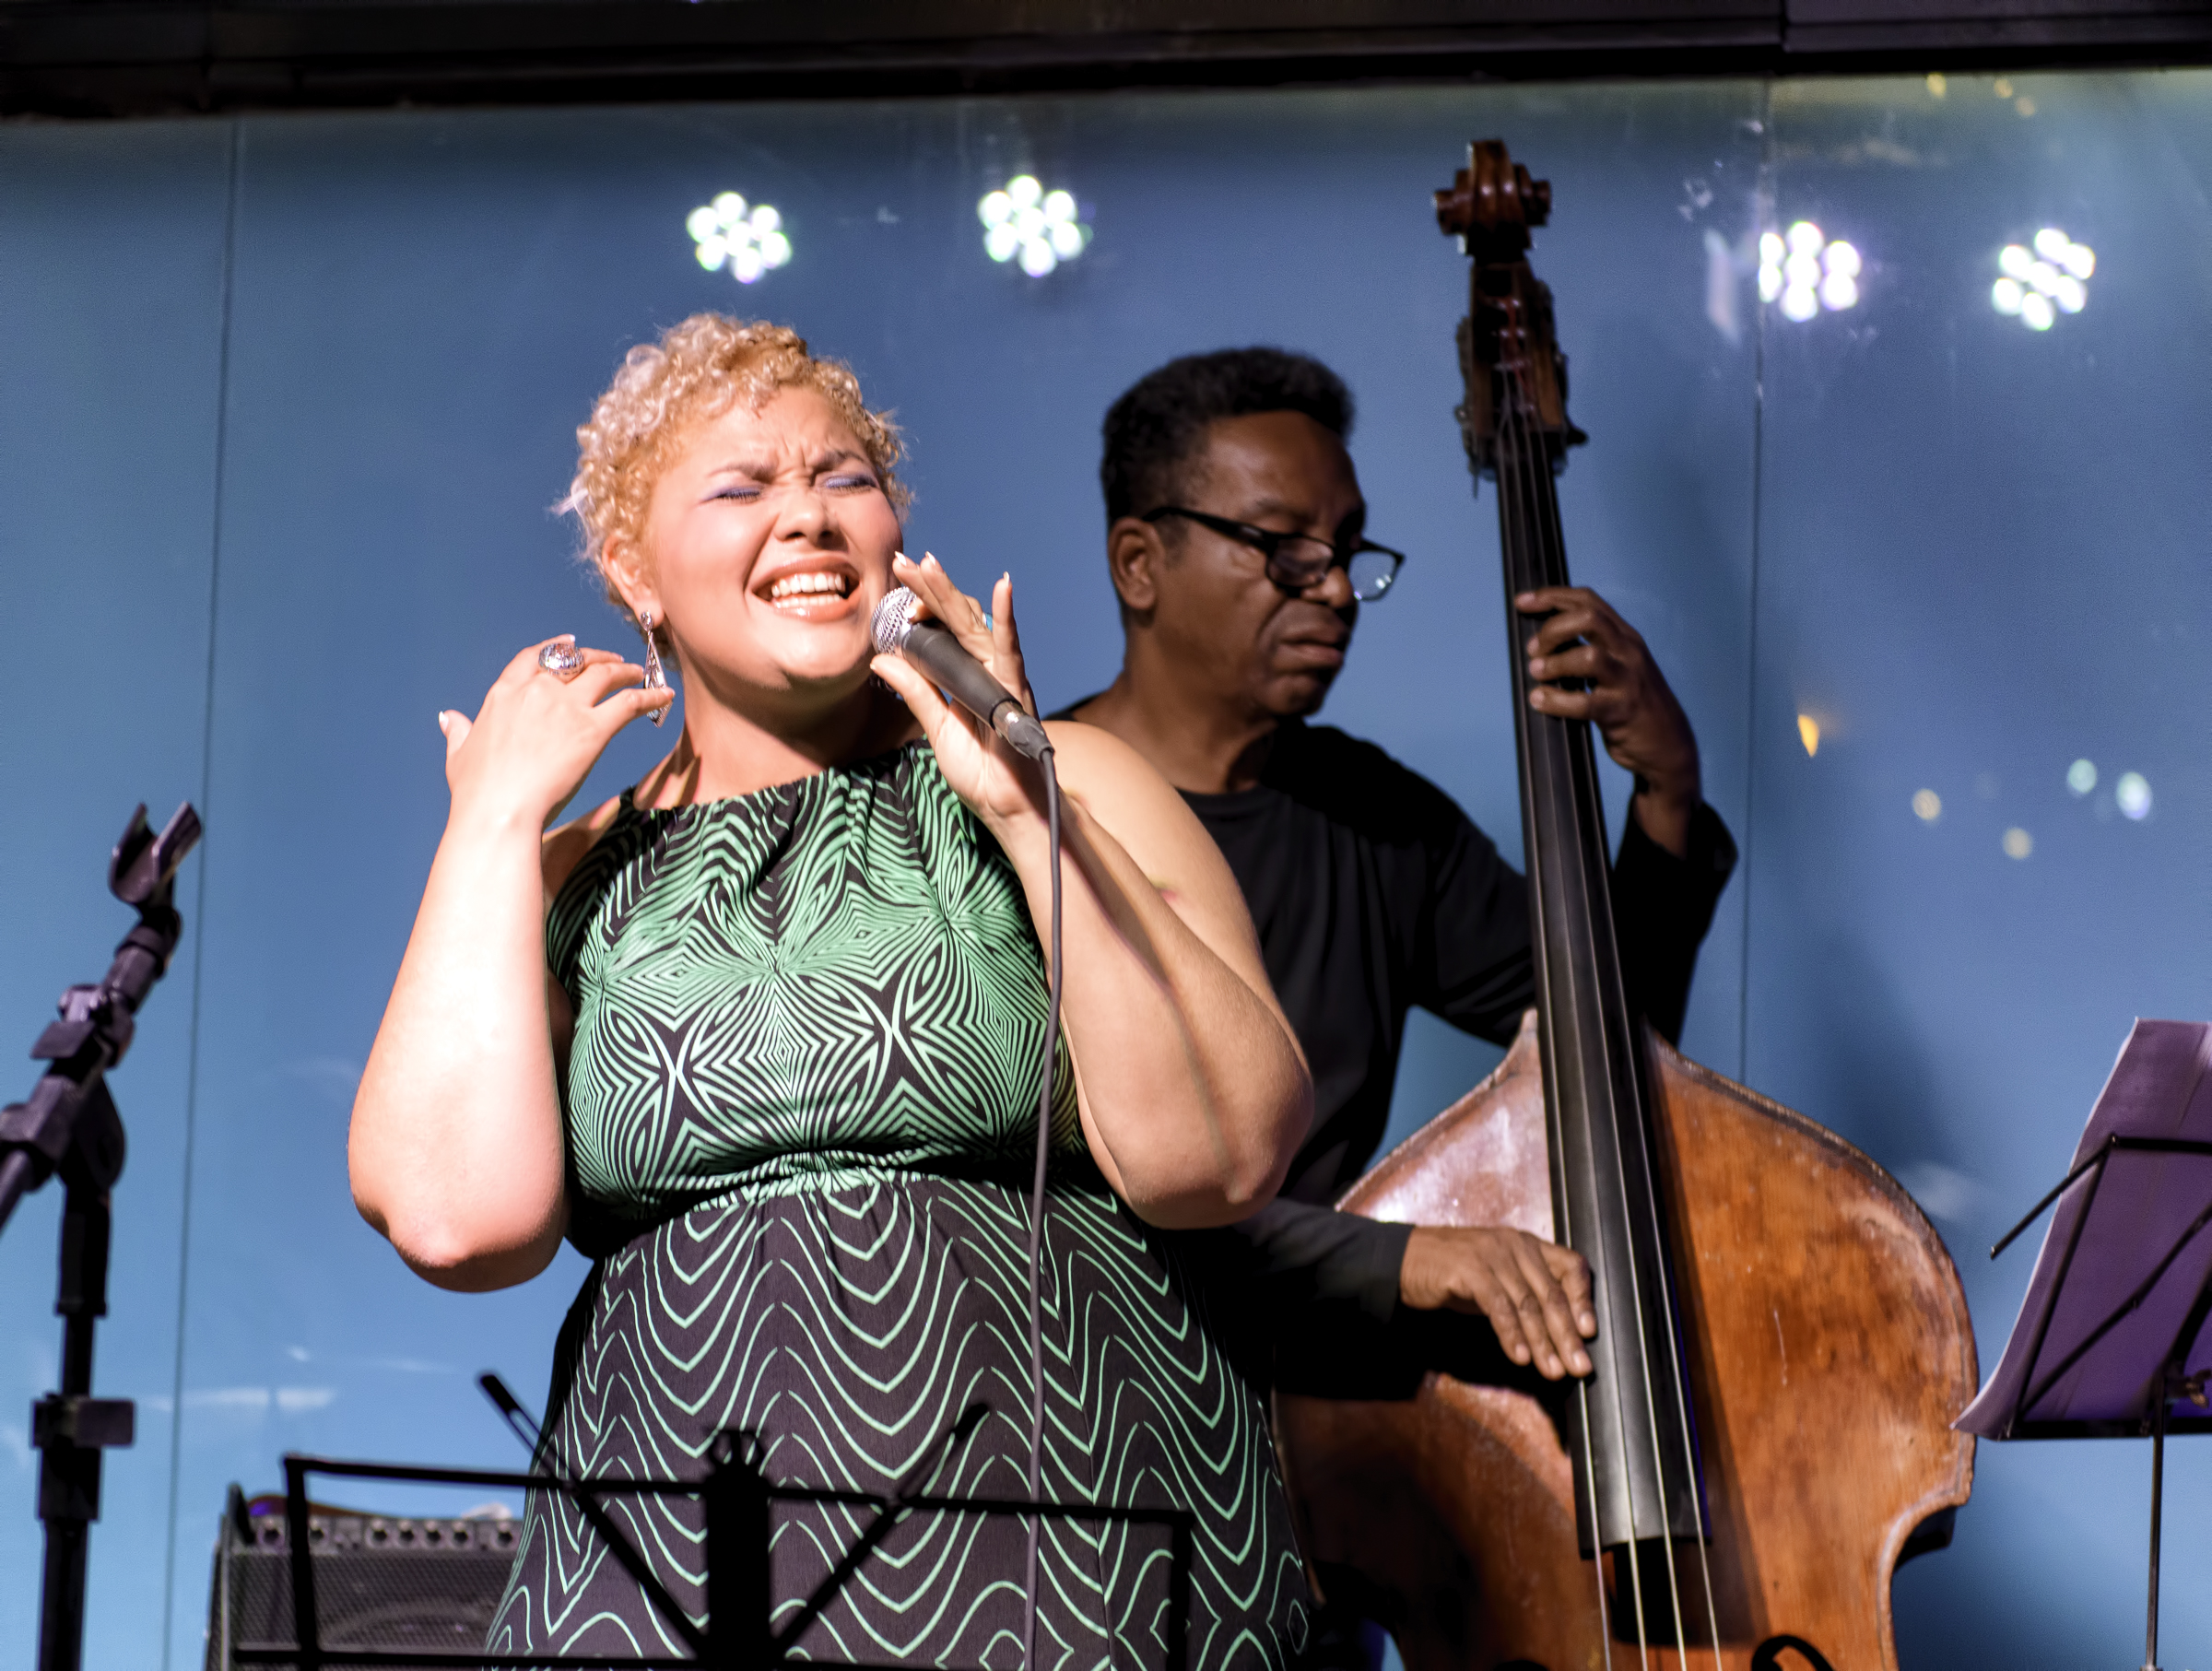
[{"x1": 538, "y1": 640, "x2": 586, "y2": 678}]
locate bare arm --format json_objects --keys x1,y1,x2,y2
[
  {"x1": 347, "y1": 641, "x2": 667, "y2": 1290},
  {"x1": 874, "y1": 557, "x2": 1311, "y2": 1228}
]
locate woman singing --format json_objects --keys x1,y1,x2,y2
[{"x1": 347, "y1": 316, "x2": 1315, "y2": 1667}]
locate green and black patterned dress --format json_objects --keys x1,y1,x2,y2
[{"x1": 485, "y1": 742, "x2": 1311, "y2": 1668}]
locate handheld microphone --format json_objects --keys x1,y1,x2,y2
[{"x1": 871, "y1": 584, "x2": 1053, "y2": 762}]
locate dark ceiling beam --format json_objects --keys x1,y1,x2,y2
[{"x1": 1, "y1": 0, "x2": 2206, "y2": 117}]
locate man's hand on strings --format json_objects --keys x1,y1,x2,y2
[
  {"x1": 1400, "y1": 1223, "x2": 1596, "y2": 1380},
  {"x1": 1515, "y1": 584, "x2": 1701, "y2": 857}
]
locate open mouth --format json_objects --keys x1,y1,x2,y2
[{"x1": 759, "y1": 564, "x2": 860, "y2": 616}]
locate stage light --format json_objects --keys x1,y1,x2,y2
[
  {"x1": 688, "y1": 191, "x2": 793, "y2": 285},
  {"x1": 1913, "y1": 789, "x2": 1942, "y2": 822},
  {"x1": 2066, "y1": 759, "x2": 2096, "y2": 796},
  {"x1": 2116, "y1": 772, "x2": 2151, "y2": 820},
  {"x1": 979, "y1": 174, "x2": 1091, "y2": 277},
  {"x1": 1797, "y1": 714, "x2": 1820, "y2": 757},
  {"x1": 1993, "y1": 229, "x2": 2092, "y2": 330},
  {"x1": 2002, "y1": 828, "x2": 2033, "y2": 860},
  {"x1": 1759, "y1": 222, "x2": 1862, "y2": 322}
]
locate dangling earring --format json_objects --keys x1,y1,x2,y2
[{"x1": 640, "y1": 607, "x2": 671, "y2": 726}]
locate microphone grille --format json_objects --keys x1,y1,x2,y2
[{"x1": 870, "y1": 586, "x2": 918, "y2": 655}]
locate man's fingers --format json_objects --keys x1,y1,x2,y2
[
  {"x1": 1471, "y1": 1268, "x2": 1539, "y2": 1369},
  {"x1": 1514, "y1": 1242, "x2": 1593, "y2": 1377},
  {"x1": 1509, "y1": 1279, "x2": 1570, "y2": 1376},
  {"x1": 1543, "y1": 1241, "x2": 1599, "y2": 1333},
  {"x1": 1528, "y1": 641, "x2": 1617, "y2": 685},
  {"x1": 1513, "y1": 584, "x2": 1596, "y2": 615},
  {"x1": 1528, "y1": 686, "x2": 1594, "y2": 720},
  {"x1": 1525, "y1": 607, "x2": 1601, "y2": 657}
]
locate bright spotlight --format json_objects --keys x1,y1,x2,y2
[
  {"x1": 1759, "y1": 223, "x2": 1864, "y2": 323},
  {"x1": 2066, "y1": 759, "x2": 2096, "y2": 795},
  {"x1": 978, "y1": 173, "x2": 1091, "y2": 277},
  {"x1": 1912, "y1": 789, "x2": 1942, "y2": 822},
  {"x1": 688, "y1": 191, "x2": 793, "y2": 285},
  {"x1": 1994, "y1": 230, "x2": 2093, "y2": 329},
  {"x1": 2115, "y1": 772, "x2": 2152, "y2": 820}
]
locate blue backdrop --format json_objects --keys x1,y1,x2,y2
[{"x1": 0, "y1": 71, "x2": 2205, "y2": 1669}]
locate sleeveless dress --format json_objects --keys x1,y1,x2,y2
[{"x1": 485, "y1": 743, "x2": 1312, "y2": 1668}]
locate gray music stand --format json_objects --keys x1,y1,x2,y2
[{"x1": 1960, "y1": 1018, "x2": 2212, "y2": 1671}]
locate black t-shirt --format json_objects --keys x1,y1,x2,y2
[
  {"x1": 1182, "y1": 717, "x2": 1735, "y2": 1206},
  {"x1": 1053, "y1": 708, "x2": 1736, "y2": 1327}
]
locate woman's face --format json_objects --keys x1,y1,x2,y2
[{"x1": 622, "y1": 385, "x2": 902, "y2": 709}]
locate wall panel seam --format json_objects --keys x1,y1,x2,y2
[{"x1": 158, "y1": 113, "x2": 241, "y2": 1671}]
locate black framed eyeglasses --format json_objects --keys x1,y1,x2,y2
[{"x1": 1140, "y1": 506, "x2": 1406, "y2": 603}]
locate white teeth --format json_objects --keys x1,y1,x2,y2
[{"x1": 766, "y1": 571, "x2": 852, "y2": 603}]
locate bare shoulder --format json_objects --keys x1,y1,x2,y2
[
  {"x1": 1039, "y1": 720, "x2": 1219, "y2": 858},
  {"x1": 541, "y1": 793, "x2": 628, "y2": 900},
  {"x1": 1041, "y1": 720, "x2": 1251, "y2": 933}
]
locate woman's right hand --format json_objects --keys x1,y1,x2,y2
[{"x1": 436, "y1": 637, "x2": 673, "y2": 829}]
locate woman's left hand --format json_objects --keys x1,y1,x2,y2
[{"x1": 872, "y1": 552, "x2": 1046, "y2": 835}]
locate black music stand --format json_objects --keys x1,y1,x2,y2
[
  {"x1": 1959, "y1": 1018, "x2": 2212, "y2": 1671},
  {"x1": 233, "y1": 1399, "x2": 1197, "y2": 1671}
]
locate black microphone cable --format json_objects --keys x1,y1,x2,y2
[
  {"x1": 1022, "y1": 749, "x2": 1063, "y2": 1671},
  {"x1": 872, "y1": 580, "x2": 1062, "y2": 1666}
]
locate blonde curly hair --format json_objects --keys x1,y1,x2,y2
[{"x1": 563, "y1": 315, "x2": 906, "y2": 646}]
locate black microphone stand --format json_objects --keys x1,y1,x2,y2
[{"x1": 0, "y1": 802, "x2": 201, "y2": 1671}]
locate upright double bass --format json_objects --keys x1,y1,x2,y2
[{"x1": 1274, "y1": 143, "x2": 1978, "y2": 1671}]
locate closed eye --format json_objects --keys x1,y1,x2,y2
[
  {"x1": 709, "y1": 483, "x2": 763, "y2": 502},
  {"x1": 823, "y1": 472, "x2": 879, "y2": 493}
]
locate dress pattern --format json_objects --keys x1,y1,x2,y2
[{"x1": 486, "y1": 744, "x2": 1310, "y2": 1668}]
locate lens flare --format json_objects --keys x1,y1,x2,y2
[
  {"x1": 979, "y1": 174, "x2": 1091, "y2": 277},
  {"x1": 1759, "y1": 225, "x2": 1865, "y2": 322},
  {"x1": 1994, "y1": 229, "x2": 2093, "y2": 328},
  {"x1": 688, "y1": 191, "x2": 793, "y2": 284}
]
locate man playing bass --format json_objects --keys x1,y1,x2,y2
[{"x1": 1061, "y1": 345, "x2": 1736, "y2": 1426}]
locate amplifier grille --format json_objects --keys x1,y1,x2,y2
[{"x1": 205, "y1": 1486, "x2": 519, "y2": 1670}]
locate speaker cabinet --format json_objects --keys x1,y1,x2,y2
[{"x1": 205, "y1": 1484, "x2": 520, "y2": 1669}]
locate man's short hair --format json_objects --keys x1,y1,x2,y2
[{"x1": 1100, "y1": 347, "x2": 1354, "y2": 526}]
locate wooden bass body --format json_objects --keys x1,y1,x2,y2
[{"x1": 1275, "y1": 1013, "x2": 1978, "y2": 1671}]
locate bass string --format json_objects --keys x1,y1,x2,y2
[
  {"x1": 1499, "y1": 354, "x2": 1721, "y2": 1671},
  {"x1": 1500, "y1": 371, "x2": 1659, "y2": 1671},
  {"x1": 1495, "y1": 362, "x2": 1635, "y2": 1666},
  {"x1": 1505, "y1": 361, "x2": 1704, "y2": 1671},
  {"x1": 1489, "y1": 353, "x2": 1618, "y2": 1665},
  {"x1": 1499, "y1": 365, "x2": 1662, "y2": 1670},
  {"x1": 1507, "y1": 351, "x2": 1727, "y2": 1671}
]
